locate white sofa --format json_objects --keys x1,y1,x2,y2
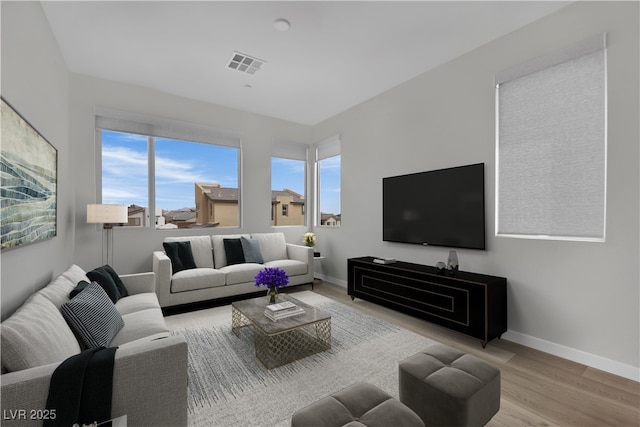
[
  {"x1": 0, "y1": 265, "x2": 188, "y2": 427},
  {"x1": 152, "y1": 232, "x2": 314, "y2": 308}
]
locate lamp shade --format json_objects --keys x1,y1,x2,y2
[{"x1": 87, "y1": 204, "x2": 128, "y2": 225}]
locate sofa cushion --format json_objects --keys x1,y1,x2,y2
[
  {"x1": 165, "y1": 236, "x2": 214, "y2": 269},
  {"x1": 115, "y1": 293, "x2": 162, "y2": 316},
  {"x1": 1, "y1": 293, "x2": 81, "y2": 372},
  {"x1": 60, "y1": 282, "x2": 125, "y2": 348},
  {"x1": 263, "y1": 259, "x2": 308, "y2": 277},
  {"x1": 60, "y1": 264, "x2": 91, "y2": 287},
  {"x1": 170, "y1": 268, "x2": 226, "y2": 293},
  {"x1": 38, "y1": 274, "x2": 77, "y2": 309},
  {"x1": 241, "y1": 236, "x2": 264, "y2": 264},
  {"x1": 110, "y1": 308, "x2": 169, "y2": 347},
  {"x1": 251, "y1": 233, "x2": 288, "y2": 262},
  {"x1": 87, "y1": 264, "x2": 128, "y2": 299},
  {"x1": 212, "y1": 234, "x2": 250, "y2": 268},
  {"x1": 220, "y1": 263, "x2": 264, "y2": 285},
  {"x1": 223, "y1": 238, "x2": 246, "y2": 265},
  {"x1": 163, "y1": 241, "x2": 197, "y2": 274}
]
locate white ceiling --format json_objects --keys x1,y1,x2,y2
[{"x1": 41, "y1": 1, "x2": 570, "y2": 126}]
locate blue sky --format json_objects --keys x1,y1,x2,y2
[{"x1": 102, "y1": 130, "x2": 341, "y2": 214}]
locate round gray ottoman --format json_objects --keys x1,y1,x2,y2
[
  {"x1": 399, "y1": 344, "x2": 500, "y2": 427},
  {"x1": 291, "y1": 382, "x2": 424, "y2": 427}
]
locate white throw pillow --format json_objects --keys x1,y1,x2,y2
[{"x1": 251, "y1": 233, "x2": 288, "y2": 263}]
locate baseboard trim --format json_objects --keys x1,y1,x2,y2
[
  {"x1": 503, "y1": 330, "x2": 639, "y2": 382},
  {"x1": 315, "y1": 275, "x2": 638, "y2": 382},
  {"x1": 315, "y1": 273, "x2": 347, "y2": 288}
]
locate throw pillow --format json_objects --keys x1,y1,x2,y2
[
  {"x1": 60, "y1": 282, "x2": 124, "y2": 348},
  {"x1": 70, "y1": 280, "x2": 90, "y2": 299},
  {"x1": 87, "y1": 265, "x2": 128, "y2": 299},
  {"x1": 71, "y1": 279, "x2": 119, "y2": 304},
  {"x1": 223, "y1": 238, "x2": 245, "y2": 266},
  {"x1": 240, "y1": 236, "x2": 264, "y2": 264},
  {"x1": 163, "y1": 241, "x2": 198, "y2": 274}
]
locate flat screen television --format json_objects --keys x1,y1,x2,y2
[{"x1": 383, "y1": 163, "x2": 486, "y2": 250}]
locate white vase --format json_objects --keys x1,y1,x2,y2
[{"x1": 447, "y1": 250, "x2": 459, "y2": 274}]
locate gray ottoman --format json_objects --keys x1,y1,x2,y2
[
  {"x1": 399, "y1": 344, "x2": 500, "y2": 427},
  {"x1": 291, "y1": 382, "x2": 424, "y2": 427}
]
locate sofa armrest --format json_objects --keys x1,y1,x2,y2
[
  {"x1": 0, "y1": 335, "x2": 188, "y2": 427},
  {"x1": 152, "y1": 251, "x2": 173, "y2": 308},
  {"x1": 120, "y1": 271, "x2": 155, "y2": 295},
  {"x1": 287, "y1": 243, "x2": 314, "y2": 266}
]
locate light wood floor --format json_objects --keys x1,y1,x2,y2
[{"x1": 301, "y1": 281, "x2": 640, "y2": 427}]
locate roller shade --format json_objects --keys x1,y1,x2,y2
[
  {"x1": 316, "y1": 135, "x2": 341, "y2": 160},
  {"x1": 95, "y1": 107, "x2": 241, "y2": 148},
  {"x1": 272, "y1": 139, "x2": 309, "y2": 161},
  {"x1": 496, "y1": 33, "x2": 606, "y2": 241}
]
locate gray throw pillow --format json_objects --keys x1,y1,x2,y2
[
  {"x1": 60, "y1": 282, "x2": 124, "y2": 348},
  {"x1": 241, "y1": 236, "x2": 264, "y2": 264}
]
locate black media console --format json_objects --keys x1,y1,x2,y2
[{"x1": 347, "y1": 257, "x2": 507, "y2": 347}]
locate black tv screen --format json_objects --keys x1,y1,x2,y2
[{"x1": 383, "y1": 163, "x2": 486, "y2": 250}]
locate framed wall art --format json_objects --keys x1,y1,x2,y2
[{"x1": 1, "y1": 98, "x2": 57, "y2": 250}]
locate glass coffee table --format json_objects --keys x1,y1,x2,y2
[{"x1": 231, "y1": 294, "x2": 332, "y2": 369}]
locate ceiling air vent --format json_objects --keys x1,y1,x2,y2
[{"x1": 227, "y1": 52, "x2": 265, "y2": 75}]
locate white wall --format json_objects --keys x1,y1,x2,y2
[
  {"x1": 70, "y1": 74, "x2": 313, "y2": 274},
  {"x1": 1, "y1": 1, "x2": 637, "y2": 380},
  {"x1": 0, "y1": 2, "x2": 73, "y2": 319},
  {"x1": 312, "y1": 1, "x2": 639, "y2": 379}
]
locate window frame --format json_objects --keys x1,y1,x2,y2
[
  {"x1": 95, "y1": 109, "x2": 242, "y2": 230},
  {"x1": 315, "y1": 135, "x2": 341, "y2": 228},
  {"x1": 271, "y1": 140, "x2": 309, "y2": 227}
]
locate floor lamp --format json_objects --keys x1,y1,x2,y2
[{"x1": 87, "y1": 204, "x2": 128, "y2": 266}]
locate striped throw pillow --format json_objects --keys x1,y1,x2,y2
[{"x1": 60, "y1": 282, "x2": 124, "y2": 348}]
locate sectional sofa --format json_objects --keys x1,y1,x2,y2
[{"x1": 152, "y1": 232, "x2": 314, "y2": 308}]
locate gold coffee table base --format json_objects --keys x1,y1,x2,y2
[{"x1": 231, "y1": 294, "x2": 332, "y2": 369}]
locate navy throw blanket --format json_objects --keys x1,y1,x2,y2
[{"x1": 44, "y1": 347, "x2": 117, "y2": 427}]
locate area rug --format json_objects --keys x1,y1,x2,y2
[{"x1": 165, "y1": 291, "x2": 435, "y2": 427}]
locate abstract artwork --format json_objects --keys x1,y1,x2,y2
[{"x1": 1, "y1": 98, "x2": 57, "y2": 250}]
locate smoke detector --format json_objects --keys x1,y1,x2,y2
[{"x1": 227, "y1": 52, "x2": 265, "y2": 75}]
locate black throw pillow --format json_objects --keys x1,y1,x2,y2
[
  {"x1": 162, "y1": 241, "x2": 197, "y2": 275},
  {"x1": 70, "y1": 280, "x2": 91, "y2": 299},
  {"x1": 87, "y1": 265, "x2": 128, "y2": 300},
  {"x1": 223, "y1": 238, "x2": 245, "y2": 266}
]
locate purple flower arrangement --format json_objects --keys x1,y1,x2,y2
[{"x1": 255, "y1": 267, "x2": 289, "y2": 290}]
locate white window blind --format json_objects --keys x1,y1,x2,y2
[
  {"x1": 272, "y1": 139, "x2": 308, "y2": 160},
  {"x1": 316, "y1": 135, "x2": 341, "y2": 160},
  {"x1": 95, "y1": 107, "x2": 241, "y2": 148},
  {"x1": 496, "y1": 34, "x2": 607, "y2": 241}
]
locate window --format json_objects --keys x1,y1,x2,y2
[
  {"x1": 271, "y1": 140, "x2": 308, "y2": 226},
  {"x1": 97, "y1": 108, "x2": 241, "y2": 229},
  {"x1": 316, "y1": 136, "x2": 341, "y2": 227},
  {"x1": 496, "y1": 34, "x2": 606, "y2": 241},
  {"x1": 101, "y1": 130, "x2": 149, "y2": 225}
]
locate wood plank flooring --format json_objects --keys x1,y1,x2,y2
[{"x1": 302, "y1": 281, "x2": 640, "y2": 427}]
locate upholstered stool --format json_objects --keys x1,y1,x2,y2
[
  {"x1": 399, "y1": 344, "x2": 500, "y2": 427},
  {"x1": 291, "y1": 382, "x2": 424, "y2": 427}
]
